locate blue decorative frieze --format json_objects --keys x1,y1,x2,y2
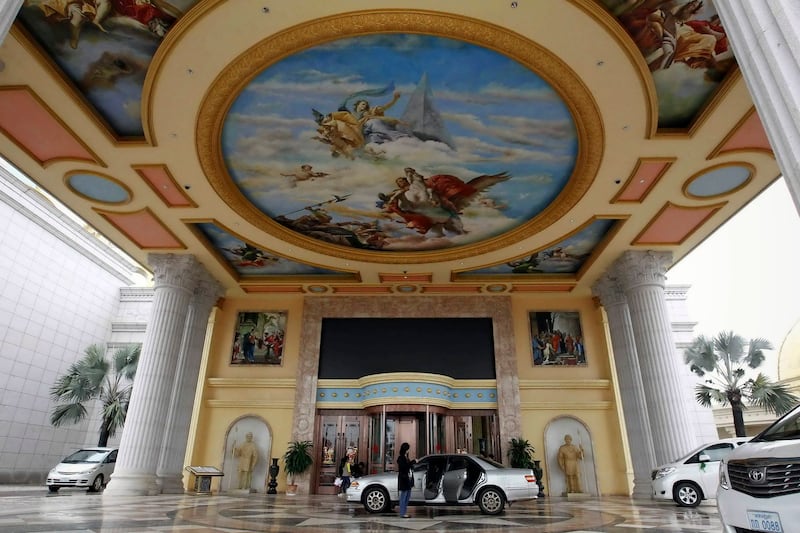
[{"x1": 316, "y1": 373, "x2": 497, "y2": 408}]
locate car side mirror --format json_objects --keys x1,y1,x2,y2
[{"x1": 698, "y1": 453, "x2": 711, "y2": 462}]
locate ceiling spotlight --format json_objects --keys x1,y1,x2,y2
[
  {"x1": 184, "y1": 185, "x2": 191, "y2": 190},
  {"x1": 615, "y1": 179, "x2": 621, "y2": 184},
  {"x1": 262, "y1": 6, "x2": 270, "y2": 13},
  {"x1": 622, "y1": 125, "x2": 630, "y2": 131},
  {"x1": 187, "y1": 68, "x2": 194, "y2": 75},
  {"x1": 596, "y1": 60, "x2": 605, "y2": 67},
  {"x1": 511, "y1": 1, "x2": 518, "y2": 7}
]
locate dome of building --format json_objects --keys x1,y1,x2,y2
[{"x1": 777, "y1": 318, "x2": 800, "y2": 391}]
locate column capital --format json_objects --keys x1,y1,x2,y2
[
  {"x1": 193, "y1": 275, "x2": 225, "y2": 312},
  {"x1": 591, "y1": 274, "x2": 626, "y2": 308},
  {"x1": 612, "y1": 250, "x2": 672, "y2": 291},
  {"x1": 147, "y1": 254, "x2": 203, "y2": 292}
]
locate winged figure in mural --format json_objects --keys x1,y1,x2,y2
[
  {"x1": 223, "y1": 242, "x2": 279, "y2": 267},
  {"x1": 311, "y1": 74, "x2": 455, "y2": 159},
  {"x1": 378, "y1": 167, "x2": 511, "y2": 237}
]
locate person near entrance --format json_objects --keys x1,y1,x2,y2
[
  {"x1": 397, "y1": 442, "x2": 416, "y2": 518},
  {"x1": 338, "y1": 455, "x2": 352, "y2": 495}
]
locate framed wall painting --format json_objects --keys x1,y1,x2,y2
[
  {"x1": 231, "y1": 311, "x2": 287, "y2": 365},
  {"x1": 529, "y1": 311, "x2": 586, "y2": 366}
]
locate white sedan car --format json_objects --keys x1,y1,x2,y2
[
  {"x1": 718, "y1": 404, "x2": 800, "y2": 533},
  {"x1": 346, "y1": 453, "x2": 539, "y2": 515}
]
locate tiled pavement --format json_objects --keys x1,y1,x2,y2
[{"x1": 0, "y1": 486, "x2": 723, "y2": 532}]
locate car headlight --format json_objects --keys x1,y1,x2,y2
[
  {"x1": 77, "y1": 468, "x2": 97, "y2": 475},
  {"x1": 349, "y1": 481, "x2": 359, "y2": 489},
  {"x1": 719, "y1": 461, "x2": 729, "y2": 490},
  {"x1": 653, "y1": 466, "x2": 676, "y2": 479}
]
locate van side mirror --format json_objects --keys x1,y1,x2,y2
[{"x1": 698, "y1": 453, "x2": 711, "y2": 462}]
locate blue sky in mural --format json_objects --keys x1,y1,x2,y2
[
  {"x1": 463, "y1": 219, "x2": 618, "y2": 275},
  {"x1": 194, "y1": 222, "x2": 346, "y2": 276},
  {"x1": 221, "y1": 34, "x2": 578, "y2": 252}
]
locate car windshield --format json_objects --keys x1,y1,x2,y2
[
  {"x1": 62, "y1": 450, "x2": 108, "y2": 463},
  {"x1": 753, "y1": 406, "x2": 800, "y2": 442}
]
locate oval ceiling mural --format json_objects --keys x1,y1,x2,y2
[{"x1": 220, "y1": 34, "x2": 579, "y2": 253}]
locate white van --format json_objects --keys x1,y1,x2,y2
[
  {"x1": 651, "y1": 438, "x2": 749, "y2": 506},
  {"x1": 717, "y1": 404, "x2": 800, "y2": 533}
]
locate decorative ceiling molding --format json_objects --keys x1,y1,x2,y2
[
  {"x1": 97, "y1": 207, "x2": 185, "y2": 249},
  {"x1": 612, "y1": 158, "x2": 674, "y2": 203},
  {"x1": 632, "y1": 202, "x2": 725, "y2": 245},
  {"x1": 133, "y1": 165, "x2": 196, "y2": 207},
  {"x1": 709, "y1": 107, "x2": 774, "y2": 158}
]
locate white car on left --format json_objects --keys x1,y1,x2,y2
[{"x1": 46, "y1": 447, "x2": 118, "y2": 493}]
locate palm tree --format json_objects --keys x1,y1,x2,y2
[
  {"x1": 50, "y1": 343, "x2": 141, "y2": 446},
  {"x1": 684, "y1": 331, "x2": 799, "y2": 437}
]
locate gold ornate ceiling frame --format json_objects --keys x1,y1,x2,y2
[{"x1": 197, "y1": 9, "x2": 604, "y2": 264}]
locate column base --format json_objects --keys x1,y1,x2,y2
[
  {"x1": 158, "y1": 475, "x2": 187, "y2": 494},
  {"x1": 104, "y1": 472, "x2": 160, "y2": 496},
  {"x1": 632, "y1": 479, "x2": 653, "y2": 499}
]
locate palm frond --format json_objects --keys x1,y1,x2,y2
[
  {"x1": 744, "y1": 337, "x2": 773, "y2": 369},
  {"x1": 747, "y1": 373, "x2": 800, "y2": 415},
  {"x1": 683, "y1": 336, "x2": 716, "y2": 376},
  {"x1": 50, "y1": 402, "x2": 88, "y2": 426},
  {"x1": 112, "y1": 344, "x2": 141, "y2": 381},
  {"x1": 694, "y1": 384, "x2": 726, "y2": 408}
]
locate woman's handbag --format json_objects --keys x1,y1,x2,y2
[{"x1": 334, "y1": 477, "x2": 343, "y2": 487}]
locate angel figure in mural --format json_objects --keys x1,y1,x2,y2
[
  {"x1": 378, "y1": 167, "x2": 511, "y2": 237},
  {"x1": 223, "y1": 242, "x2": 279, "y2": 267},
  {"x1": 31, "y1": 0, "x2": 178, "y2": 49},
  {"x1": 311, "y1": 75, "x2": 455, "y2": 159}
]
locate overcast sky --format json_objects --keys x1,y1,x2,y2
[{"x1": 667, "y1": 177, "x2": 800, "y2": 377}]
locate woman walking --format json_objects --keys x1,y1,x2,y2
[{"x1": 397, "y1": 442, "x2": 416, "y2": 518}]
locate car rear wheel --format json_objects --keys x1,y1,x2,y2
[
  {"x1": 673, "y1": 481, "x2": 701, "y2": 507},
  {"x1": 363, "y1": 486, "x2": 390, "y2": 513},
  {"x1": 477, "y1": 487, "x2": 505, "y2": 515},
  {"x1": 48, "y1": 486, "x2": 59, "y2": 493},
  {"x1": 89, "y1": 475, "x2": 104, "y2": 493}
]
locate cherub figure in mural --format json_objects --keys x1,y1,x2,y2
[
  {"x1": 378, "y1": 167, "x2": 511, "y2": 237},
  {"x1": 280, "y1": 164, "x2": 330, "y2": 186},
  {"x1": 223, "y1": 242, "x2": 279, "y2": 267}
]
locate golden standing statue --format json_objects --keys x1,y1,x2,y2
[
  {"x1": 557, "y1": 434, "x2": 584, "y2": 493},
  {"x1": 233, "y1": 432, "x2": 259, "y2": 490}
]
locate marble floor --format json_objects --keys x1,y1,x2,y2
[{"x1": 0, "y1": 486, "x2": 724, "y2": 532}]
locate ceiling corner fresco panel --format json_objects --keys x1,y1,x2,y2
[
  {"x1": 460, "y1": 218, "x2": 620, "y2": 276},
  {"x1": 193, "y1": 222, "x2": 353, "y2": 278},
  {"x1": 602, "y1": 0, "x2": 737, "y2": 129},
  {"x1": 17, "y1": 0, "x2": 202, "y2": 138},
  {"x1": 220, "y1": 33, "x2": 579, "y2": 254}
]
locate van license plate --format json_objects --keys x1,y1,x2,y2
[{"x1": 747, "y1": 511, "x2": 782, "y2": 533}]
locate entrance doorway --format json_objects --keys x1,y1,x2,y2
[{"x1": 313, "y1": 407, "x2": 500, "y2": 494}]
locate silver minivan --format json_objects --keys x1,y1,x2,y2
[{"x1": 46, "y1": 447, "x2": 118, "y2": 493}]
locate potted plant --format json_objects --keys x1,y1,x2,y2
[
  {"x1": 507, "y1": 437, "x2": 535, "y2": 469},
  {"x1": 282, "y1": 440, "x2": 313, "y2": 495},
  {"x1": 507, "y1": 437, "x2": 545, "y2": 496}
]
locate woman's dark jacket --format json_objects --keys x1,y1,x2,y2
[{"x1": 397, "y1": 454, "x2": 415, "y2": 491}]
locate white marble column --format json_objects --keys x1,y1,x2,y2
[
  {"x1": 714, "y1": 1, "x2": 800, "y2": 213},
  {"x1": 612, "y1": 251, "x2": 696, "y2": 465},
  {"x1": 0, "y1": 1, "x2": 22, "y2": 46},
  {"x1": 156, "y1": 274, "x2": 224, "y2": 493},
  {"x1": 105, "y1": 254, "x2": 204, "y2": 496},
  {"x1": 592, "y1": 274, "x2": 657, "y2": 498}
]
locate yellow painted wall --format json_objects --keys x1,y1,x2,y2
[
  {"x1": 511, "y1": 293, "x2": 631, "y2": 496},
  {"x1": 188, "y1": 294, "x2": 305, "y2": 491},
  {"x1": 188, "y1": 293, "x2": 632, "y2": 496}
]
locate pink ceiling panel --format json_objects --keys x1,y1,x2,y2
[
  {"x1": 615, "y1": 160, "x2": 671, "y2": 203},
  {"x1": 0, "y1": 88, "x2": 97, "y2": 165},
  {"x1": 134, "y1": 166, "x2": 195, "y2": 207},
  {"x1": 717, "y1": 110, "x2": 773, "y2": 154},
  {"x1": 634, "y1": 203, "x2": 721, "y2": 245},
  {"x1": 99, "y1": 209, "x2": 184, "y2": 249}
]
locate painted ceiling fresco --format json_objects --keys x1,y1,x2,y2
[
  {"x1": 459, "y1": 218, "x2": 620, "y2": 277},
  {"x1": 16, "y1": 0, "x2": 201, "y2": 137},
  {"x1": 221, "y1": 34, "x2": 578, "y2": 254},
  {"x1": 603, "y1": 0, "x2": 735, "y2": 128},
  {"x1": 3, "y1": 0, "x2": 765, "y2": 289}
]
